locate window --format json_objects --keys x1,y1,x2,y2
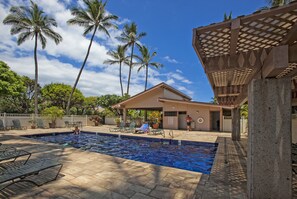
[{"x1": 164, "y1": 111, "x2": 177, "y2": 116}]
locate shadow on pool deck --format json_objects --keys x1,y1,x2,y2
[
  {"x1": 1, "y1": 126, "x2": 296, "y2": 198},
  {"x1": 0, "y1": 132, "x2": 202, "y2": 198}
]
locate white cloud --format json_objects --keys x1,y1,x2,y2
[
  {"x1": 164, "y1": 56, "x2": 179, "y2": 64},
  {"x1": 176, "y1": 69, "x2": 183, "y2": 73},
  {"x1": 0, "y1": 0, "x2": 194, "y2": 99}
]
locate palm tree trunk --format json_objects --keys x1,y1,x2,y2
[
  {"x1": 34, "y1": 32, "x2": 38, "y2": 121},
  {"x1": 127, "y1": 43, "x2": 134, "y2": 95},
  {"x1": 66, "y1": 27, "x2": 97, "y2": 115},
  {"x1": 119, "y1": 62, "x2": 124, "y2": 96},
  {"x1": 145, "y1": 65, "x2": 148, "y2": 90}
]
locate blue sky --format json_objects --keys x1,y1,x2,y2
[{"x1": 0, "y1": 0, "x2": 267, "y2": 102}]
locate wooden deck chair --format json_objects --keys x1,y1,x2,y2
[
  {"x1": 0, "y1": 158, "x2": 63, "y2": 191},
  {"x1": 11, "y1": 119, "x2": 27, "y2": 130}
]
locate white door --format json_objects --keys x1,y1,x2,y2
[{"x1": 178, "y1": 112, "x2": 187, "y2": 130}]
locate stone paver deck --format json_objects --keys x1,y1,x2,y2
[{"x1": 0, "y1": 125, "x2": 287, "y2": 198}]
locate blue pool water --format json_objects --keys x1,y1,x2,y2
[{"x1": 25, "y1": 132, "x2": 218, "y2": 174}]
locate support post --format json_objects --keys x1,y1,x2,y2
[
  {"x1": 232, "y1": 107, "x2": 240, "y2": 141},
  {"x1": 3, "y1": 112, "x2": 7, "y2": 129},
  {"x1": 123, "y1": 108, "x2": 127, "y2": 124},
  {"x1": 247, "y1": 78, "x2": 292, "y2": 199}
]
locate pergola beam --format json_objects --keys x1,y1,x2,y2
[
  {"x1": 262, "y1": 45, "x2": 289, "y2": 78},
  {"x1": 230, "y1": 18, "x2": 240, "y2": 55}
]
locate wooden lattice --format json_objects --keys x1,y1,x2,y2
[
  {"x1": 276, "y1": 63, "x2": 297, "y2": 78},
  {"x1": 237, "y1": 12, "x2": 297, "y2": 52},
  {"x1": 198, "y1": 28, "x2": 230, "y2": 58}
]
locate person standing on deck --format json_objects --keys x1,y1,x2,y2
[{"x1": 186, "y1": 115, "x2": 193, "y2": 131}]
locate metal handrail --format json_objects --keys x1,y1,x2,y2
[{"x1": 169, "y1": 130, "x2": 174, "y2": 139}]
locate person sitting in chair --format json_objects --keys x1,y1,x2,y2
[{"x1": 135, "y1": 122, "x2": 150, "y2": 134}]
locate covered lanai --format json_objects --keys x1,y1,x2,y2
[{"x1": 193, "y1": 2, "x2": 297, "y2": 198}]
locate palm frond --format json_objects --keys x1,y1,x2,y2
[
  {"x1": 17, "y1": 32, "x2": 34, "y2": 45},
  {"x1": 38, "y1": 33, "x2": 47, "y2": 49}
]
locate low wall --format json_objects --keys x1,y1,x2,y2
[{"x1": 0, "y1": 113, "x2": 97, "y2": 128}]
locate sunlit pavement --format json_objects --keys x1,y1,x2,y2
[{"x1": 0, "y1": 126, "x2": 250, "y2": 198}]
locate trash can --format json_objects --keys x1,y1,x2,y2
[{"x1": 191, "y1": 121, "x2": 195, "y2": 129}]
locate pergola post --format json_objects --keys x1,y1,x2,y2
[
  {"x1": 232, "y1": 107, "x2": 240, "y2": 141},
  {"x1": 123, "y1": 108, "x2": 127, "y2": 124},
  {"x1": 247, "y1": 78, "x2": 292, "y2": 199}
]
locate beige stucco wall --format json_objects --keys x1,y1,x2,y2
[
  {"x1": 164, "y1": 89, "x2": 184, "y2": 100},
  {"x1": 123, "y1": 88, "x2": 164, "y2": 109},
  {"x1": 162, "y1": 102, "x2": 221, "y2": 131}
]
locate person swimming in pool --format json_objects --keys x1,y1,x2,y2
[{"x1": 73, "y1": 126, "x2": 80, "y2": 134}]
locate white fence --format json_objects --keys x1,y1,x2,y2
[
  {"x1": 0, "y1": 113, "x2": 100, "y2": 128},
  {"x1": 222, "y1": 116, "x2": 248, "y2": 134}
]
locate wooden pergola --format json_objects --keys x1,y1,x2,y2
[
  {"x1": 192, "y1": 2, "x2": 297, "y2": 198},
  {"x1": 193, "y1": 2, "x2": 297, "y2": 106}
]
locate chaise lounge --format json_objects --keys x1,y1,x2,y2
[
  {"x1": 0, "y1": 158, "x2": 63, "y2": 191},
  {"x1": 11, "y1": 119, "x2": 27, "y2": 130}
]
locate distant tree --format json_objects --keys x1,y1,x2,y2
[
  {"x1": 210, "y1": 97, "x2": 218, "y2": 104},
  {"x1": 0, "y1": 61, "x2": 25, "y2": 97},
  {"x1": 3, "y1": 1, "x2": 62, "y2": 117},
  {"x1": 135, "y1": 46, "x2": 163, "y2": 91},
  {"x1": 0, "y1": 61, "x2": 26, "y2": 113},
  {"x1": 240, "y1": 104, "x2": 248, "y2": 119},
  {"x1": 41, "y1": 83, "x2": 84, "y2": 112},
  {"x1": 97, "y1": 94, "x2": 129, "y2": 116},
  {"x1": 83, "y1": 96, "x2": 99, "y2": 115},
  {"x1": 223, "y1": 12, "x2": 232, "y2": 21},
  {"x1": 66, "y1": 0, "x2": 118, "y2": 115},
  {"x1": 19, "y1": 76, "x2": 41, "y2": 113},
  {"x1": 116, "y1": 22, "x2": 146, "y2": 95},
  {"x1": 104, "y1": 45, "x2": 128, "y2": 96}
]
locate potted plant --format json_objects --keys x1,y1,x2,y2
[
  {"x1": 28, "y1": 119, "x2": 36, "y2": 129},
  {"x1": 148, "y1": 111, "x2": 162, "y2": 129},
  {"x1": 42, "y1": 106, "x2": 64, "y2": 128},
  {"x1": 89, "y1": 115, "x2": 101, "y2": 126},
  {"x1": 114, "y1": 117, "x2": 121, "y2": 127}
]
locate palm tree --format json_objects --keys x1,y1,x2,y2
[
  {"x1": 223, "y1": 12, "x2": 232, "y2": 21},
  {"x1": 135, "y1": 46, "x2": 163, "y2": 91},
  {"x1": 103, "y1": 45, "x2": 128, "y2": 96},
  {"x1": 3, "y1": 1, "x2": 62, "y2": 118},
  {"x1": 116, "y1": 22, "x2": 146, "y2": 95},
  {"x1": 66, "y1": 0, "x2": 118, "y2": 114}
]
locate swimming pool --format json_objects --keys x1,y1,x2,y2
[{"x1": 25, "y1": 132, "x2": 218, "y2": 174}]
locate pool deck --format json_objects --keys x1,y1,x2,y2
[{"x1": 0, "y1": 126, "x2": 248, "y2": 198}]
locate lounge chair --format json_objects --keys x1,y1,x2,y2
[
  {"x1": 0, "y1": 146, "x2": 31, "y2": 165},
  {"x1": 0, "y1": 120, "x2": 8, "y2": 131},
  {"x1": 123, "y1": 122, "x2": 136, "y2": 133},
  {"x1": 109, "y1": 122, "x2": 125, "y2": 132},
  {"x1": 134, "y1": 123, "x2": 149, "y2": 134},
  {"x1": 149, "y1": 128, "x2": 165, "y2": 136},
  {"x1": 36, "y1": 119, "x2": 46, "y2": 129},
  {"x1": 11, "y1": 119, "x2": 27, "y2": 130},
  {"x1": 0, "y1": 158, "x2": 63, "y2": 191}
]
